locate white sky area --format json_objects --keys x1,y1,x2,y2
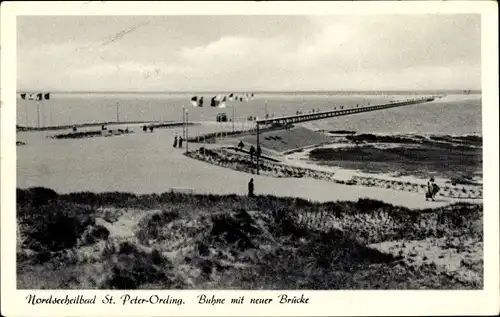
[{"x1": 17, "y1": 15, "x2": 481, "y2": 92}]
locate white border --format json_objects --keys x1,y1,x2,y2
[{"x1": 1, "y1": 1, "x2": 499, "y2": 316}]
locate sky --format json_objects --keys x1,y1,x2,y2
[{"x1": 17, "y1": 15, "x2": 481, "y2": 92}]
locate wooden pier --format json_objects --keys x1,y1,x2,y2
[
  {"x1": 254, "y1": 96, "x2": 436, "y2": 174},
  {"x1": 256, "y1": 96, "x2": 435, "y2": 126}
]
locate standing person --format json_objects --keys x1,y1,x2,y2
[
  {"x1": 248, "y1": 178, "x2": 255, "y2": 197},
  {"x1": 249, "y1": 145, "x2": 256, "y2": 161},
  {"x1": 238, "y1": 140, "x2": 244, "y2": 150},
  {"x1": 149, "y1": 126, "x2": 154, "y2": 133},
  {"x1": 143, "y1": 125, "x2": 147, "y2": 132},
  {"x1": 256, "y1": 145, "x2": 262, "y2": 159},
  {"x1": 426, "y1": 177, "x2": 436, "y2": 201},
  {"x1": 178, "y1": 136, "x2": 183, "y2": 148},
  {"x1": 173, "y1": 135, "x2": 178, "y2": 148}
]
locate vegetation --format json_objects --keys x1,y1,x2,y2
[
  {"x1": 52, "y1": 131, "x2": 103, "y2": 139},
  {"x1": 16, "y1": 121, "x2": 152, "y2": 132},
  {"x1": 309, "y1": 144, "x2": 482, "y2": 182},
  {"x1": 186, "y1": 125, "x2": 283, "y2": 143},
  {"x1": 17, "y1": 187, "x2": 483, "y2": 290}
]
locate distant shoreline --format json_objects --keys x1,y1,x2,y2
[
  {"x1": 16, "y1": 90, "x2": 482, "y2": 95},
  {"x1": 16, "y1": 120, "x2": 198, "y2": 132}
]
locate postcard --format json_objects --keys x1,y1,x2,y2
[{"x1": 1, "y1": 1, "x2": 498, "y2": 316}]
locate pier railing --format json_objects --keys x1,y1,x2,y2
[
  {"x1": 256, "y1": 97, "x2": 435, "y2": 126},
  {"x1": 254, "y1": 96, "x2": 435, "y2": 175}
]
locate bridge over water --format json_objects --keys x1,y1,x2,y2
[
  {"x1": 253, "y1": 96, "x2": 436, "y2": 174},
  {"x1": 256, "y1": 96, "x2": 435, "y2": 126}
]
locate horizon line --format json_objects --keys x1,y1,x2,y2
[{"x1": 16, "y1": 89, "x2": 482, "y2": 94}]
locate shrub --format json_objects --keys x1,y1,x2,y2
[
  {"x1": 17, "y1": 187, "x2": 58, "y2": 207},
  {"x1": 101, "y1": 242, "x2": 173, "y2": 289},
  {"x1": 20, "y1": 201, "x2": 95, "y2": 252},
  {"x1": 136, "y1": 210, "x2": 180, "y2": 244},
  {"x1": 80, "y1": 224, "x2": 110, "y2": 246}
]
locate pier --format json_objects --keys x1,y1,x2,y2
[
  {"x1": 256, "y1": 96, "x2": 435, "y2": 126},
  {"x1": 254, "y1": 96, "x2": 436, "y2": 174}
]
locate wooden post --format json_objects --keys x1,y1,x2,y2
[
  {"x1": 49, "y1": 99, "x2": 52, "y2": 128},
  {"x1": 265, "y1": 100, "x2": 268, "y2": 124},
  {"x1": 39, "y1": 98, "x2": 44, "y2": 129},
  {"x1": 256, "y1": 121, "x2": 260, "y2": 175},
  {"x1": 24, "y1": 98, "x2": 28, "y2": 127},
  {"x1": 185, "y1": 110, "x2": 189, "y2": 154},
  {"x1": 116, "y1": 100, "x2": 120, "y2": 123},
  {"x1": 182, "y1": 105, "x2": 185, "y2": 139},
  {"x1": 36, "y1": 100, "x2": 40, "y2": 129}
]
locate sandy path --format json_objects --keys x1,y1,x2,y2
[
  {"x1": 369, "y1": 238, "x2": 482, "y2": 284},
  {"x1": 18, "y1": 127, "x2": 480, "y2": 210}
]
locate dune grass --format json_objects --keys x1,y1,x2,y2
[{"x1": 17, "y1": 187, "x2": 483, "y2": 290}]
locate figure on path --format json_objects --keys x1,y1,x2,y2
[
  {"x1": 178, "y1": 136, "x2": 183, "y2": 148},
  {"x1": 149, "y1": 126, "x2": 154, "y2": 133},
  {"x1": 249, "y1": 145, "x2": 256, "y2": 161},
  {"x1": 238, "y1": 140, "x2": 244, "y2": 150},
  {"x1": 256, "y1": 145, "x2": 262, "y2": 159},
  {"x1": 426, "y1": 177, "x2": 439, "y2": 201},
  {"x1": 173, "y1": 135, "x2": 178, "y2": 148},
  {"x1": 248, "y1": 178, "x2": 255, "y2": 197},
  {"x1": 143, "y1": 125, "x2": 148, "y2": 132}
]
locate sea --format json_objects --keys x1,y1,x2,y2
[
  {"x1": 13, "y1": 92, "x2": 483, "y2": 197},
  {"x1": 16, "y1": 92, "x2": 482, "y2": 136}
]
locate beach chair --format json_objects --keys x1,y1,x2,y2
[{"x1": 170, "y1": 187, "x2": 195, "y2": 194}]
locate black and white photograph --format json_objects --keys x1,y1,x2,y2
[{"x1": 1, "y1": 1, "x2": 499, "y2": 316}]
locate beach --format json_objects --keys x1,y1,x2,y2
[{"x1": 15, "y1": 92, "x2": 484, "y2": 289}]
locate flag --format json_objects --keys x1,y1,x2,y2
[
  {"x1": 44, "y1": 93, "x2": 50, "y2": 100},
  {"x1": 191, "y1": 96, "x2": 204, "y2": 107},
  {"x1": 190, "y1": 96, "x2": 199, "y2": 107},
  {"x1": 218, "y1": 96, "x2": 227, "y2": 108},
  {"x1": 20, "y1": 93, "x2": 26, "y2": 100}
]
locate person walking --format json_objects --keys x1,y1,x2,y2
[
  {"x1": 249, "y1": 145, "x2": 256, "y2": 161},
  {"x1": 256, "y1": 145, "x2": 262, "y2": 159},
  {"x1": 248, "y1": 178, "x2": 255, "y2": 197},
  {"x1": 173, "y1": 135, "x2": 178, "y2": 148},
  {"x1": 426, "y1": 177, "x2": 437, "y2": 201}
]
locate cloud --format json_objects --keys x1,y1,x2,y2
[{"x1": 17, "y1": 15, "x2": 481, "y2": 91}]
